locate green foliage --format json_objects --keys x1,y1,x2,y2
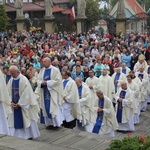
[
  {"x1": 69, "y1": 0, "x2": 101, "y2": 29},
  {"x1": 107, "y1": 136, "x2": 150, "y2": 150},
  {"x1": 86, "y1": 0, "x2": 100, "y2": 28},
  {"x1": 110, "y1": 0, "x2": 118, "y2": 9},
  {"x1": 0, "y1": 4, "x2": 10, "y2": 32}
]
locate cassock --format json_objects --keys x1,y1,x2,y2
[
  {"x1": 115, "y1": 87, "x2": 135, "y2": 131},
  {"x1": 120, "y1": 67, "x2": 131, "y2": 76},
  {"x1": 135, "y1": 71, "x2": 149, "y2": 111},
  {"x1": 7, "y1": 74, "x2": 40, "y2": 139},
  {"x1": 62, "y1": 77, "x2": 82, "y2": 128},
  {"x1": 127, "y1": 81, "x2": 140, "y2": 124},
  {"x1": 85, "y1": 76, "x2": 100, "y2": 120},
  {"x1": 112, "y1": 72, "x2": 126, "y2": 93},
  {"x1": 99, "y1": 74, "x2": 115, "y2": 101},
  {"x1": 0, "y1": 70, "x2": 12, "y2": 135},
  {"x1": 37, "y1": 65, "x2": 64, "y2": 127},
  {"x1": 92, "y1": 96, "x2": 118, "y2": 137},
  {"x1": 77, "y1": 83, "x2": 92, "y2": 132}
]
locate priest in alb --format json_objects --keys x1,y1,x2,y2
[
  {"x1": 62, "y1": 70, "x2": 82, "y2": 129},
  {"x1": 126, "y1": 75, "x2": 140, "y2": 124},
  {"x1": 120, "y1": 63, "x2": 131, "y2": 76},
  {"x1": 135, "y1": 66, "x2": 149, "y2": 111},
  {"x1": 37, "y1": 57, "x2": 64, "y2": 128},
  {"x1": 85, "y1": 70, "x2": 100, "y2": 122},
  {"x1": 7, "y1": 65, "x2": 40, "y2": 139},
  {"x1": 0, "y1": 70, "x2": 12, "y2": 135},
  {"x1": 92, "y1": 90, "x2": 118, "y2": 137},
  {"x1": 75, "y1": 77, "x2": 92, "y2": 132},
  {"x1": 115, "y1": 81, "x2": 135, "y2": 132},
  {"x1": 112, "y1": 67, "x2": 126, "y2": 93},
  {"x1": 99, "y1": 69, "x2": 115, "y2": 101}
]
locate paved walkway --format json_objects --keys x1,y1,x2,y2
[{"x1": 1, "y1": 105, "x2": 150, "y2": 150}]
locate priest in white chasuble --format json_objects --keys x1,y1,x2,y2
[
  {"x1": 120, "y1": 63, "x2": 131, "y2": 76},
  {"x1": 99, "y1": 69, "x2": 115, "y2": 101},
  {"x1": 75, "y1": 77, "x2": 92, "y2": 132},
  {"x1": 115, "y1": 81, "x2": 135, "y2": 132},
  {"x1": 85, "y1": 70, "x2": 100, "y2": 121},
  {"x1": 127, "y1": 75, "x2": 140, "y2": 124},
  {"x1": 0, "y1": 70, "x2": 12, "y2": 135},
  {"x1": 135, "y1": 66, "x2": 149, "y2": 112},
  {"x1": 92, "y1": 90, "x2": 118, "y2": 137},
  {"x1": 37, "y1": 57, "x2": 64, "y2": 128},
  {"x1": 112, "y1": 67, "x2": 126, "y2": 93},
  {"x1": 7, "y1": 65, "x2": 40, "y2": 139},
  {"x1": 62, "y1": 71, "x2": 82, "y2": 129}
]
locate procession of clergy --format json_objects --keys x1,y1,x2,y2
[{"x1": 0, "y1": 53, "x2": 149, "y2": 139}]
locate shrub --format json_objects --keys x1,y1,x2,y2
[{"x1": 107, "y1": 135, "x2": 150, "y2": 150}]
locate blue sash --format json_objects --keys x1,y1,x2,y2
[
  {"x1": 77, "y1": 85, "x2": 83, "y2": 127},
  {"x1": 12, "y1": 79, "x2": 23, "y2": 129},
  {"x1": 78, "y1": 85, "x2": 83, "y2": 99},
  {"x1": 77, "y1": 120, "x2": 82, "y2": 127},
  {"x1": 63, "y1": 79, "x2": 69, "y2": 89},
  {"x1": 116, "y1": 90, "x2": 126, "y2": 123},
  {"x1": 114, "y1": 73, "x2": 120, "y2": 92},
  {"x1": 92, "y1": 99, "x2": 104, "y2": 134},
  {"x1": 138, "y1": 73, "x2": 144, "y2": 79},
  {"x1": 122, "y1": 69, "x2": 126, "y2": 74},
  {"x1": 148, "y1": 66, "x2": 150, "y2": 75},
  {"x1": 6, "y1": 75, "x2": 11, "y2": 84},
  {"x1": 40, "y1": 69, "x2": 52, "y2": 124}
]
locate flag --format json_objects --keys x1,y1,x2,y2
[{"x1": 70, "y1": 6, "x2": 75, "y2": 21}]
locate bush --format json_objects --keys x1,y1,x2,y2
[{"x1": 107, "y1": 135, "x2": 150, "y2": 150}]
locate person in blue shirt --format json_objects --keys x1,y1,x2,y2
[
  {"x1": 72, "y1": 65, "x2": 84, "y2": 81},
  {"x1": 122, "y1": 50, "x2": 131, "y2": 68}
]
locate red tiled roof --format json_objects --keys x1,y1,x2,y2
[
  {"x1": 5, "y1": 2, "x2": 65, "y2": 13},
  {"x1": 62, "y1": 9, "x2": 70, "y2": 14},
  {"x1": 126, "y1": 0, "x2": 148, "y2": 18}
]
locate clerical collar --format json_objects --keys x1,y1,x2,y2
[
  {"x1": 13, "y1": 73, "x2": 22, "y2": 80},
  {"x1": 122, "y1": 88, "x2": 127, "y2": 91},
  {"x1": 45, "y1": 65, "x2": 52, "y2": 70}
]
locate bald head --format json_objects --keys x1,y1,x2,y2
[
  {"x1": 9, "y1": 65, "x2": 20, "y2": 78},
  {"x1": 121, "y1": 81, "x2": 127, "y2": 90},
  {"x1": 96, "y1": 90, "x2": 104, "y2": 99},
  {"x1": 43, "y1": 57, "x2": 51, "y2": 68},
  {"x1": 75, "y1": 77, "x2": 82, "y2": 87}
]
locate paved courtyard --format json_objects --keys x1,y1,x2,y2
[{"x1": 0, "y1": 105, "x2": 150, "y2": 150}]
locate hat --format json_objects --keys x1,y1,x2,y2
[{"x1": 138, "y1": 54, "x2": 145, "y2": 61}]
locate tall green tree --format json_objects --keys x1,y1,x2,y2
[
  {"x1": 69, "y1": 0, "x2": 101, "y2": 29},
  {"x1": 0, "y1": 4, "x2": 10, "y2": 32}
]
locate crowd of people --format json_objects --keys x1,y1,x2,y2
[{"x1": 0, "y1": 29, "x2": 150, "y2": 139}]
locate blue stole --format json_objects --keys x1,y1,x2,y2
[
  {"x1": 6, "y1": 75, "x2": 11, "y2": 84},
  {"x1": 116, "y1": 90, "x2": 126, "y2": 123},
  {"x1": 40, "y1": 69, "x2": 52, "y2": 124},
  {"x1": 78, "y1": 85, "x2": 83, "y2": 99},
  {"x1": 63, "y1": 79, "x2": 69, "y2": 89},
  {"x1": 138, "y1": 73, "x2": 144, "y2": 79},
  {"x1": 77, "y1": 85, "x2": 83, "y2": 127},
  {"x1": 12, "y1": 79, "x2": 23, "y2": 129},
  {"x1": 92, "y1": 99, "x2": 104, "y2": 134},
  {"x1": 148, "y1": 66, "x2": 150, "y2": 75},
  {"x1": 114, "y1": 73, "x2": 120, "y2": 92},
  {"x1": 122, "y1": 68, "x2": 126, "y2": 74}
]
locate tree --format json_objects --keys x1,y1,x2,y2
[
  {"x1": 69, "y1": 0, "x2": 101, "y2": 30},
  {"x1": 0, "y1": 4, "x2": 10, "y2": 32}
]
